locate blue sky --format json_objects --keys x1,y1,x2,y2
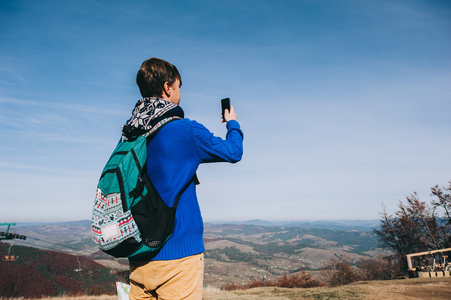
[{"x1": 1, "y1": 0, "x2": 450, "y2": 222}]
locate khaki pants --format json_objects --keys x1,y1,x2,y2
[{"x1": 129, "y1": 253, "x2": 204, "y2": 300}]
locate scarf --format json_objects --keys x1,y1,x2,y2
[{"x1": 122, "y1": 97, "x2": 184, "y2": 137}]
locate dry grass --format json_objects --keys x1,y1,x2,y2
[
  {"x1": 13, "y1": 277, "x2": 451, "y2": 300},
  {"x1": 219, "y1": 286, "x2": 363, "y2": 300},
  {"x1": 224, "y1": 277, "x2": 451, "y2": 300},
  {"x1": 15, "y1": 297, "x2": 117, "y2": 300}
]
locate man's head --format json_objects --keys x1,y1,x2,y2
[{"x1": 136, "y1": 58, "x2": 182, "y2": 103}]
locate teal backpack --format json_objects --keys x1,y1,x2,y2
[{"x1": 91, "y1": 116, "x2": 185, "y2": 259}]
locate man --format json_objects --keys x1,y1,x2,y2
[{"x1": 126, "y1": 58, "x2": 244, "y2": 300}]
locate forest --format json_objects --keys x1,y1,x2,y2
[{"x1": 0, "y1": 243, "x2": 116, "y2": 298}]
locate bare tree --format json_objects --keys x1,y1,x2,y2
[
  {"x1": 374, "y1": 180, "x2": 451, "y2": 274},
  {"x1": 431, "y1": 180, "x2": 451, "y2": 246},
  {"x1": 320, "y1": 257, "x2": 360, "y2": 286}
]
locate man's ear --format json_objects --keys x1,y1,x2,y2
[{"x1": 162, "y1": 82, "x2": 171, "y2": 97}]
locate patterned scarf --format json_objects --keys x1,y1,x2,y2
[
  {"x1": 122, "y1": 97, "x2": 184, "y2": 137},
  {"x1": 126, "y1": 97, "x2": 180, "y2": 130}
]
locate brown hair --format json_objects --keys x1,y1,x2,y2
[{"x1": 136, "y1": 58, "x2": 182, "y2": 98}]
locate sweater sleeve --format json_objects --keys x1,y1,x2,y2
[{"x1": 190, "y1": 119, "x2": 244, "y2": 164}]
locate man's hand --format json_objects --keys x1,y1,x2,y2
[{"x1": 222, "y1": 105, "x2": 237, "y2": 123}]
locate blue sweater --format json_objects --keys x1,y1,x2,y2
[{"x1": 142, "y1": 118, "x2": 243, "y2": 260}]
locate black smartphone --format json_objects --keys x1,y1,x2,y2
[{"x1": 221, "y1": 98, "x2": 231, "y2": 122}]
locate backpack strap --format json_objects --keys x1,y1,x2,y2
[
  {"x1": 172, "y1": 174, "x2": 199, "y2": 209},
  {"x1": 144, "y1": 116, "x2": 181, "y2": 143},
  {"x1": 193, "y1": 173, "x2": 200, "y2": 185}
]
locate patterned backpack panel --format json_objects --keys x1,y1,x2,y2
[{"x1": 91, "y1": 189, "x2": 141, "y2": 252}]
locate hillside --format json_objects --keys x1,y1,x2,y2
[
  {"x1": 4, "y1": 220, "x2": 386, "y2": 288},
  {"x1": 202, "y1": 223, "x2": 385, "y2": 287},
  {"x1": 0, "y1": 243, "x2": 116, "y2": 298}
]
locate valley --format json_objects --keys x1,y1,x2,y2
[{"x1": 3, "y1": 220, "x2": 387, "y2": 288}]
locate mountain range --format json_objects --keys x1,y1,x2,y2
[{"x1": 2, "y1": 219, "x2": 385, "y2": 288}]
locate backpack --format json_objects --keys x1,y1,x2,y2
[{"x1": 91, "y1": 116, "x2": 186, "y2": 259}]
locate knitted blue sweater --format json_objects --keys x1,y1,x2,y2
[{"x1": 137, "y1": 118, "x2": 243, "y2": 261}]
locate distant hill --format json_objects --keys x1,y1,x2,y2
[
  {"x1": 14, "y1": 219, "x2": 380, "y2": 231},
  {"x1": 3, "y1": 220, "x2": 386, "y2": 288},
  {"x1": 0, "y1": 242, "x2": 116, "y2": 298},
  {"x1": 207, "y1": 219, "x2": 380, "y2": 232}
]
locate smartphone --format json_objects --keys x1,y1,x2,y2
[{"x1": 221, "y1": 98, "x2": 231, "y2": 122}]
